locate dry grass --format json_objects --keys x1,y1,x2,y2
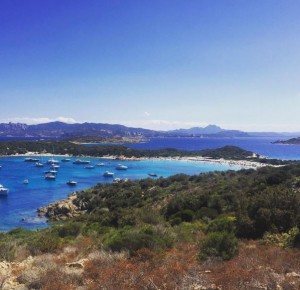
[{"x1": 2, "y1": 239, "x2": 300, "y2": 289}]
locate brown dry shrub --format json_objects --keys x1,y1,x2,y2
[
  {"x1": 84, "y1": 243, "x2": 199, "y2": 290},
  {"x1": 33, "y1": 268, "x2": 84, "y2": 290},
  {"x1": 208, "y1": 241, "x2": 300, "y2": 290}
]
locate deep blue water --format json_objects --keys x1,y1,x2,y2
[
  {"x1": 127, "y1": 137, "x2": 300, "y2": 160},
  {"x1": 0, "y1": 156, "x2": 239, "y2": 232}
]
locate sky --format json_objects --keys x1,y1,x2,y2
[{"x1": 1, "y1": 0, "x2": 300, "y2": 132}]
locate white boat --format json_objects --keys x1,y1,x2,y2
[
  {"x1": 50, "y1": 164, "x2": 60, "y2": 169},
  {"x1": 103, "y1": 171, "x2": 114, "y2": 177},
  {"x1": 73, "y1": 159, "x2": 91, "y2": 164},
  {"x1": 45, "y1": 173, "x2": 56, "y2": 180},
  {"x1": 23, "y1": 179, "x2": 29, "y2": 184},
  {"x1": 67, "y1": 180, "x2": 77, "y2": 186},
  {"x1": 116, "y1": 164, "x2": 128, "y2": 170},
  {"x1": 0, "y1": 184, "x2": 9, "y2": 195},
  {"x1": 47, "y1": 158, "x2": 59, "y2": 164},
  {"x1": 44, "y1": 170, "x2": 57, "y2": 174},
  {"x1": 61, "y1": 158, "x2": 71, "y2": 162},
  {"x1": 35, "y1": 162, "x2": 44, "y2": 167},
  {"x1": 85, "y1": 165, "x2": 95, "y2": 169}
]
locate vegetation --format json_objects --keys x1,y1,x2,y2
[
  {"x1": 0, "y1": 139, "x2": 291, "y2": 164},
  {"x1": 1, "y1": 142, "x2": 300, "y2": 288}
]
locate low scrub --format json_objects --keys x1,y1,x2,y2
[
  {"x1": 199, "y1": 231, "x2": 238, "y2": 261},
  {"x1": 103, "y1": 225, "x2": 174, "y2": 255}
]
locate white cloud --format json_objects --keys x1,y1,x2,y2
[
  {"x1": 1, "y1": 117, "x2": 78, "y2": 125},
  {"x1": 144, "y1": 111, "x2": 151, "y2": 117}
]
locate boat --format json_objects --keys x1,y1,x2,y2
[
  {"x1": 96, "y1": 163, "x2": 105, "y2": 166},
  {"x1": 67, "y1": 180, "x2": 77, "y2": 186},
  {"x1": 24, "y1": 158, "x2": 39, "y2": 162},
  {"x1": 103, "y1": 171, "x2": 114, "y2": 177},
  {"x1": 44, "y1": 170, "x2": 57, "y2": 174},
  {"x1": 148, "y1": 173, "x2": 158, "y2": 177},
  {"x1": 45, "y1": 173, "x2": 56, "y2": 180},
  {"x1": 0, "y1": 184, "x2": 9, "y2": 195},
  {"x1": 113, "y1": 178, "x2": 121, "y2": 183},
  {"x1": 47, "y1": 158, "x2": 59, "y2": 164},
  {"x1": 61, "y1": 158, "x2": 71, "y2": 162},
  {"x1": 116, "y1": 164, "x2": 128, "y2": 170},
  {"x1": 23, "y1": 179, "x2": 29, "y2": 184},
  {"x1": 50, "y1": 164, "x2": 60, "y2": 169},
  {"x1": 73, "y1": 159, "x2": 91, "y2": 165},
  {"x1": 35, "y1": 162, "x2": 44, "y2": 167},
  {"x1": 85, "y1": 165, "x2": 95, "y2": 169}
]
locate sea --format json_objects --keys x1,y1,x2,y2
[{"x1": 0, "y1": 136, "x2": 299, "y2": 232}]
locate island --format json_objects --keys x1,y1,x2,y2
[{"x1": 273, "y1": 137, "x2": 300, "y2": 145}]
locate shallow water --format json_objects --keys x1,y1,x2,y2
[{"x1": 0, "y1": 156, "x2": 240, "y2": 231}]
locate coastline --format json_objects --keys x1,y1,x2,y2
[{"x1": 0, "y1": 151, "x2": 275, "y2": 169}]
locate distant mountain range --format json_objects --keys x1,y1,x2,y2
[{"x1": 0, "y1": 122, "x2": 299, "y2": 139}]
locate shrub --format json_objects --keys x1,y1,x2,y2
[
  {"x1": 195, "y1": 207, "x2": 219, "y2": 219},
  {"x1": 103, "y1": 225, "x2": 174, "y2": 255},
  {"x1": 27, "y1": 235, "x2": 62, "y2": 255},
  {"x1": 199, "y1": 231, "x2": 238, "y2": 261},
  {"x1": 0, "y1": 240, "x2": 16, "y2": 261},
  {"x1": 54, "y1": 222, "x2": 83, "y2": 238},
  {"x1": 206, "y1": 216, "x2": 236, "y2": 234}
]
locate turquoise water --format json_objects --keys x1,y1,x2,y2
[{"x1": 0, "y1": 156, "x2": 240, "y2": 232}]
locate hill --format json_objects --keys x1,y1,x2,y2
[
  {"x1": 1, "y1": 162, "x2": 300, "y2": 289},
  {"x1": 273, "y1": 137, "x2": 300, "y2": 145}
]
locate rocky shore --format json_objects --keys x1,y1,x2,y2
[{"x1": 37, "y1": 193, "x2": 86, "y2": 221}]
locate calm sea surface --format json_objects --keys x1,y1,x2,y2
[
  {"x1": 128, "y1": 137, "x2": 300, "y2": 160},
  {"x1": 0, "y1": 136, "x2": 299, "y2": 232}
]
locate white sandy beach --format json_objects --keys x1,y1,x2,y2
[{"x1": 0, "y1": 151, "x2": 276, "y2": 169}]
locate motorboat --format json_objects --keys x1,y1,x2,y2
[
  {"x1": 116, "y1": 164, "x2": 128, "y2": 170},
  {"x1": 67, "y1": 180, "x2": 77, "y2": 186},
  {"x1": 103, "y1": 171, "x2": 114, "y2": 177},
  {"x1": 50, "y1": 164, "x2": 60, "y2": 169},
  {"x1": 23, "y1": 179, "x2": 29, "y2": 184},
  {"x1": 44, "y1": 170, "x2": 57, "y2": 174},
  {"x1": 85, "y1": 165, "x2": 95, "y2": 169},
  {"x1": 35, "y1": 162, "x2": 44, "y2": 167},
  {"x1": 47, "y1": 158, "x2": 59, "y2": 164},
  {"x1": 73, "y1": 159, "x2": 91, "y2": 165},
  {"x1": 0, "y1": 184, "x2": 9, "y2": 195},
  {"x1": 96, "y1": 163, "x2": 105, "y2": 166},
  {"x1": 61, "y1": 158, "x2": 71, "y2": 162},
  {"x1": 148, "y1": 173, "x2": 158, "y2": 177},
  {"x1": 45, "y1": 173, "x2": 56, "y2": 180},
  {"x1": 24, "y1": 158, "x2": 39, "y2": 162}
]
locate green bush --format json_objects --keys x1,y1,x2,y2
[
  {"x1": 199, "y1": 231, "x2": 238, "y2": 261},
  {"x1": 0, "y1": 240, "x2": 16, "y2": 261},
  {"x1": 54, "y1": 222, "x2": 83, "y2": 238},
  {"x1": 28, "y1": 235, "x2": 62, "y2": 255},
  {"x1": 206, "y1": 216, "x2": 236, "y2": 234},
  {"x1": 103, "y1": 225, "x2": 174, "y2": 255}
]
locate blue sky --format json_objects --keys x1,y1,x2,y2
[{"x1": 1, "y1": 1, "x2": 300, "y2": 131}]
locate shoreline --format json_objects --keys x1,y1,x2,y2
[{"x1": 0, "y1": 151, "x2": 276, "y2": 169}]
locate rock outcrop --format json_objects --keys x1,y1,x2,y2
[{"x1": 37, "y1": 193, "x2": 86, "y2": 221}]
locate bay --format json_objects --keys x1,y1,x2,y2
[{"x1": 0, "y1": 156, "x2": 239, "y2": 232}]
